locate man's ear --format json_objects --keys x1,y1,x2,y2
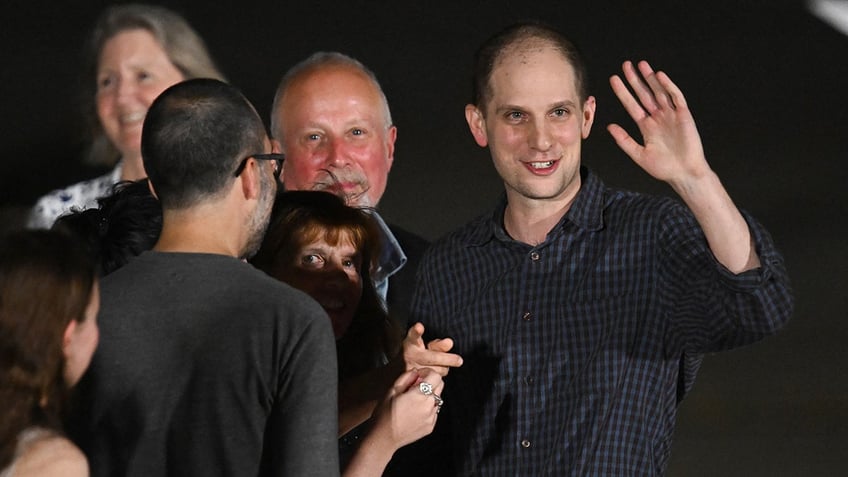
[
  {"x1": 581, "y1": 96, "x2": 597, "y2": 139},
  {"x1": 385, "y1": 125, "x2": 397, "y2": 171},
  {"x1": 238, "y1": 159, "x2": 262, "y2": 200},
  {"x1": 272, "y1": 139, "x2": 291, "y2": 184},
  {"x1": 465, "y1": 104, "x2": 489, "y2": 147}
]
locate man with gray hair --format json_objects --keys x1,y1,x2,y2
[
  {"x1": 71, "y1": 78, "x2": 339, "y2": 477},
  {"x1": 270, "y1": 52, "x2": 426, "y2": 325},
  {"x1": 270, "y1": 52, "x2": 461, "y2": 475}
]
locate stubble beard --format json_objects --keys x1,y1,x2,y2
[{"x1": 241, "y1": 169, "x2": 275, "y2": 259}]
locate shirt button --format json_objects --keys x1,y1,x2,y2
[
  {"x1": 521, "y1": 439, "x2": 531, "y2": 448},
  {"x1": 522, "y1": 312, "x2": 532, "y2": 321},
  {"x1": 530, "y1": 251, "x2": 540, "y2": 261},
  {"x1": 524, "y1": 375, "x2": 535, "y2": 385}
]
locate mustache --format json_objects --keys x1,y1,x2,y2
[{"x1": 311, "y1": 168, "x2": 371, "y2": 205}]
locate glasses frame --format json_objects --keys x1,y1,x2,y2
[{"x1": 233, "y1": 153, "x2": 285, "y2": 180}]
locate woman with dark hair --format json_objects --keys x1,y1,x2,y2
[
  {"x1": 28, "y1": 3, "x2": 225, "y2": 229},
  {"x1": 253, "y1": 189, "x2": 401, "y2": 375},
  {"x1": 252, "y1": 190, "x2": 444, "y2": 475},
  {"x1": 0, "y1": 230, "x2": 100, "y2": 476},
  {"x1": 52, "y1": 179, "x2": 162, "y2": 276}
]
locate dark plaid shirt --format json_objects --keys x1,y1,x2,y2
[{"x1": 411, "y1": 167, "x2": 792, "y2": 476}]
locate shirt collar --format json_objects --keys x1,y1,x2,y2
[
  {"x1": 565, "y1": 166, "x2": 606, "y2": 232},
  {"x1": 366, "y1": 209, "x2": 407, "y2": 283},
  {"x1": 469, "y1": 166, "x2": 607, "y2": 246}
]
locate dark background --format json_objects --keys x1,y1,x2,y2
[{"x1": 2, "y1": 0, "x2": 846, "y2": 474}]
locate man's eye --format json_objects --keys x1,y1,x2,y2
[
  {"x1": 552, "y1": 108, "x2": 568, "y2": 117},
  {"x1": 507, "y1": 111, "x2": 524, "y2": 121},
  {"x1": 351, "y1": 128, "x2": 364, "y2": 136},
  {"x1": 307, "y1": 133, "x2": 321, "y2": 141}
]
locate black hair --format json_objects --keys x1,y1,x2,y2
[
  {"x1": 53, "y1": 179, "x2": 162, "y2": 276},
  {"x1": 141, "y1": 78, "x2": 267, "y2": 209}
]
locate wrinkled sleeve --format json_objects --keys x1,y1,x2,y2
[{"x1": 661, "y1": 204, "x2": 794, "y2": 355}]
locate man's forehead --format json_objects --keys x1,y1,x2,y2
[
  {"x1": 282, "y1": 67, "x2": 385, "y2": 121},
  {"x1": 491, "y1": 49, "x2": 575, "y2": 87},
  {"x1": 288, "y1": 106, "x2": 383, "y2": 132},
  {"x1": 494, "y1": 41, "x2": 571, "y2": 72},
  {"x1": 289, "y1": 64, "x2": 376, "y2": 98},
  {"x1": 482, "y1": 54, "x2": 581, "y2": 118}
]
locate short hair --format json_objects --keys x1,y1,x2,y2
[
  {"x1": 270, "y1": 51, "x2": 393, "y2": 140},
  {"x1": 141, "y1": 78, "x2": 267, "y2": 210},
  {"x1": 250, "y1": 190, "x2": 401, "y2": 379},
  {"x1": 471, "y1": 21, "x2": 589, "y2": 111},
  {"x1": 0, "y1": 229, "x2": 96, "y2": 468},
  {"x1": 53, "y1": 179, "x2": 162, "y2": 276},
  {"x1": 84, "y1": 3, "x2": 226, "y2": 166}
]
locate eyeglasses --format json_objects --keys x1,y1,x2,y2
[{"x1": 233, "y1": 153, "x2": 285, "y2": 180}]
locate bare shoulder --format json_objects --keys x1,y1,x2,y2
[{"x1": 13, "y1": 434, "x2": 89, "y2": 477}]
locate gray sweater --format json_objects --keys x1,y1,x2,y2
[{"x1": 72, "y1": 252, "x2": 339, "y2": 476}]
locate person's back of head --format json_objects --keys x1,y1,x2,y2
[
  {"x1": 53, "y1": 179, "x2": 162, "y2": 276},
  {"x1": 141, "y1": 78, "x2": 267, "y2": 210},
  {"x1": 0, "y1": 230, "x2": 96, "y2": 468}
]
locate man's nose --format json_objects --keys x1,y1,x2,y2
[
  {"x1": 324, "y1": 137, "x2": 350, "y2": 167},
  {"x1": 528, "y1": 119, "x2": 553, "y2": 152}
]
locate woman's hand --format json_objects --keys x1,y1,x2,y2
[{"x1": 343, "y1": 368, "x2": 445, "y2": 476}]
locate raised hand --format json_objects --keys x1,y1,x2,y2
[
  {"x1": 607, "y1": 60, "x2": 759, "y2": 273},
  {"x1": 606, "y1": 60, "x2": 711, "y2": 189}
]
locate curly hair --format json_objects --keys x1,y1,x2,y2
[{"x1": 53, "y1": 179, "x2": 162, "y2": 276}]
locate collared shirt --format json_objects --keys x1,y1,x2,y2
[
  {"x1": 411, "y1": 167, "x2": 792, "y2": 476},
  {"x1": 367, "y1": 209, "x2": 407, "y2": 302},
  {"x1": 27, "y1": 163, "x2": 123, "y2": 229}
]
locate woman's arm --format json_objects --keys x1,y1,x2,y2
[{"x1": 342, "y1": 368, "x2": 443, "y2": 477}]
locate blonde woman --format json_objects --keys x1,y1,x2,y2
[{"x1": 28, "y1": 4, "x2": 224, "y2": 229}]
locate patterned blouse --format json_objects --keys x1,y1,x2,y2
[{"x1": 27, "y1": 163, "x2": 123, "y2": 229}]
